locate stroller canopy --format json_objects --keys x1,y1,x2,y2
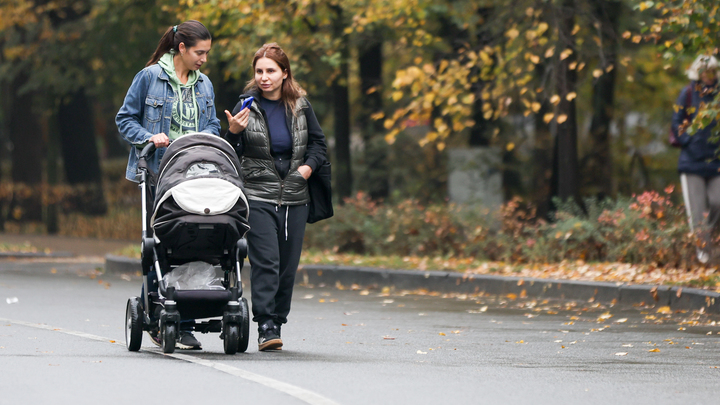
[{"x1": 151, "y1": 133, "x2": 249, "y2": 245}]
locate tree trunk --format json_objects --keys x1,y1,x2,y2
[
  {"x1": 8, "y1": 72, "x2": 44, "y2": 222},
  {"x1": 57, "y1": 89, "x2": 107, "y2": 215},
  {"x1": 469, "y1": 7, "x2": 495, "y2": 147},
  {"x1": 358, "y1": 39, "x2": 388, "y2": 200},
  {"x1": 331, "y1": 6, "x2": 353, "y2": 202},
  {"x1": 554, "y1": 0, "x2": 580, "y2": 203},
  {"x1": 585, "y1": 0, "x2": 621, "y2": 199}
]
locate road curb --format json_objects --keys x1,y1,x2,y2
[
  {"x1": 104, "y1": 254, "x2": 140, "y2": 274},
  {"x1": 0, "y1": 251, "x2": 74, "y2": 259},
  {"x1": 104, "y1": 256, "x2": 720, "y2": 314}
]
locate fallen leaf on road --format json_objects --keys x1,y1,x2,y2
[
  {"x1": 417, "y1": 350, "x2": 427, "y2": 354},
  {"x1": 649, "y1": 348, "x2": 660, "y2": 352},
  {"x1": 615, "y1": 318, "x2": 627, "y2": 323},
  {"x1": 615, "y1": 352, "x2": 628, "y2": 356},
  {"x1": 439, "y1": 332, "x2": 446, "y2": 336},
  {"x1": 656, "y1": 306, "x2": 671, "y2": 314}
]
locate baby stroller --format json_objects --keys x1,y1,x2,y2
[{"x1": 124, "y1": 133, "x2": 251, "y2": 354}]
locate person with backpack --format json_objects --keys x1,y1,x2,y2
[{"x1": 671, "y1": 55, "x2": 719, "y2": 263}]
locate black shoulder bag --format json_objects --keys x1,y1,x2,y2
[{"x1": 307, "y1": 160, "x2": 333, "y2": 223}]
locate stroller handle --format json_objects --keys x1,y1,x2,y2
[{"x1": 139, "y1": 143, "x2": 157, "y2": 160}]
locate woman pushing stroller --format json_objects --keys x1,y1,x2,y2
[
  {"x1": 224, "y1": 42, "x2": 328, "y2": 351},
  {"x1": 116, "y1": 20, "x2": 221, "y2": 350}
]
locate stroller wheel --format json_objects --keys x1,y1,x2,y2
[
  {"x1": 162, "y1": 323, "x2": 177, "y2": 354},
  {"x1": 125, "y1": 297, "x2": 143, "y2": 351},
  {"x1": 223, "y1": 324, "x2": 240, "y2": 355},
  {"x1": 239, "y1": 298, "x2": 250, "y2": 353}
]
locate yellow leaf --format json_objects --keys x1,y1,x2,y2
[
  {"x1": 648, "y1": 348, "x2": 660, "y2": 352},
  {"x1": 392, "y1": 91, "x2": 403, "y2": 101},
  {"x1": 560, "y1": 49, "x2": 573, "y2": 60},
  {"x1": 571, "y1": 25, "x2": 580, "y2": 35},
  {"x1": 507, "y1": 293, "x2": 518, "y2": 300},
  {"x1": 506, "y1": 28, "x2": 520, "y2": 40},
  {"x1": 531, "y1": 102, "x2": 541, "y2": 112},
  {"x1": 371, "y1": 112, "x2": 385, "y2": 120},
  {"x1": 506, "y1": 142, "x2": 515, "y2": 151},
  {"x1": 543, "y1": 113, "x2": 554, "y2": 123},
  {"x1": 550, "y1": 95, "x2": 561, "y2": 105},
  {"x1": 436, "y1": 142, "x2": 446, "y2": 151},
  {"x1": 439, "y1": 60, "x2": 449, "y2": 74},
  {"x1": 384, "y1": 119, "x2": 395, "y2": 129},
  {"x1": 439, "y1": 332, "x2": 446, "y2": 336},
  {"x1": 544, "y1": 47, "x2": 555, "y2": 58},
  {"x1": 566, "y1": 92, "x2": 577, "y2": 101},
  {"x1": 529, "y1": 54, "x2": 540, "y2": 64},
  {"x1": 385, "y1": 129, "x2": 399, "y2": 145},
  {"x1": 557, "y1": 114, "x2": 568, "y2": 124},
  {"x1": 622, "y1": 31, "x2": 632, "y2": 39},
  {"x1": 656, "y1": 306, "x2": 672, "y2": 314},
  {"x1": 593, "y1": 69, "x2": 603, "y2": 78}
]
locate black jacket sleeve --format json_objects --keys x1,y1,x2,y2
[
  {"x1": 302, "y1": 99, "x2": 328, "y2": 172},
  {"x1": 223, "y1": 100, "x2": 245, "y2": 156}
]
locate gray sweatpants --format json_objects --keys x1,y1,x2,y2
[{"x1": 680, "y1": 173, "x2": 720, "y2": 249}]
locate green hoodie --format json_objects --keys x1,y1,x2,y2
[{"x1": 158, "y1": 53, "x2": 200, "y2": 140}]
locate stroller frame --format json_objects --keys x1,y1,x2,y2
[{"x1": 125, "y1": 142, "x2": 250, "y2": 354}]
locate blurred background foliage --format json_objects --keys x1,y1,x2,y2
[{"x1": 0, "y1": 0, "x2": 718, "y2": 266}]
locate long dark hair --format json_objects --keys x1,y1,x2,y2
[
  {"x1": 244, "y1": 42, "x2": 306, "y2": 116},
  {"x1": 146, "y1": 20, "x2": 211, "y2": 67}
]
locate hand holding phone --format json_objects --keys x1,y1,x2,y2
[{"x1": 240, "y1": 96, "x2": 254, "y2": 111}]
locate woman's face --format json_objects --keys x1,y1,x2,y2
[
  {"x1": 700, "y1": 68, "x2": 717, "y2": 85},
  {"x1": 179, "y1": 39, "x2": 212, "y2": 71},
  {"x1": 254, "y1": 57, "x2": 287, "y2": 100}
]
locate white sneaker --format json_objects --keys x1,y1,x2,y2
[{"x1": 697, "y1": 250, "x2": 710, "y2": 264}]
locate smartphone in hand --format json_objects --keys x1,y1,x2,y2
[{"x1": 240, "y1": 96, "x2": 254, "y2": 111}]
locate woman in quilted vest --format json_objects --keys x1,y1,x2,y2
[{"x1": 224, "y1": 42, "x2": 328, "y2": 351}]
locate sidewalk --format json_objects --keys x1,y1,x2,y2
[
  {"x1": 0, "y1": 232, "x2": 132, "y2": 258},
  {"x1": 4, "y1": 233, "x2": 719, "y2": 314}
]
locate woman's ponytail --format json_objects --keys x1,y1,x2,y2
[{"x1": 145, "y1": 21, "x2": 211, "y2": 67}]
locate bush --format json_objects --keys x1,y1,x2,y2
[{"x1": 304, "y1": 186, "x2": 701, "y2": 268}]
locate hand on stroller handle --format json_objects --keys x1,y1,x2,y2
[{"x1": 139, "y1": 138, "x2": 174, "y2": 160}]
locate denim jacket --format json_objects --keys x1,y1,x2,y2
[{"x1": 116, "y1": 64, "x2": 221, "y2": 181}]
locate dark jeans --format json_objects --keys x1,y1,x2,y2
[{"x1": 247, "y1": 201, "x2": 309, "y2": 326}]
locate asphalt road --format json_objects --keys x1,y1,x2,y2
[{"x1": 1, "y1": 259, "x2": 719, "y2": 405}]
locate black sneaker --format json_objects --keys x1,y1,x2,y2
[
  {"x1": 258, "y1": 322, "x2": 282, "y2": 351},
  {"x1": 176, "y1": 331, "x2": 202, "y2": 350}
]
